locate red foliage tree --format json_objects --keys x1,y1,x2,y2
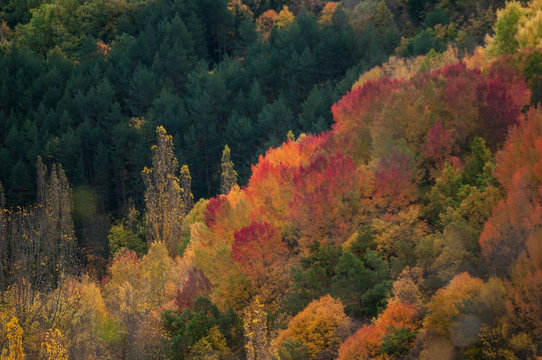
[
  {"x1": 204, "y1": 195, "x2": 228, "y2": 228},
  {"x1": 289, "y1": 153, "x2": 372, "y2": 249},
  {"x1": 424, "y1": 121, "x2": 453, "y2": 166},
  {"x1": 476, "y1": 72, "x2": 527, "y2": 150},
  {"x1": 374, "y1": 151, "x2": 417, "y2": 210},
  {"x1": 175, "y1": 268, "x2": 211, "y2": 312},
  {"x1": 232, "y1": 222, "x2": 286, "y2": 279}
]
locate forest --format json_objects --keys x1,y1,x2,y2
[{"x1": 1, "y1": 0, "x2": 542, "y2": 359}]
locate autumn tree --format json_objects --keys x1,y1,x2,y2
[
  {"x1": 319, "y1": 2, "x2": 339, "y2": 24},
  {"x1": 244, "y1": 297, "x2": 271, "y2": 360},
  {"x1": 276, "y1": 295, "x2": 351, "y2": 359},
  {"x1": 424, "y1": 272, "x2": 484, "y2": 338},
  {"x1": 256, "y1": 10, "x2": 278, "y2": 39},
  {"x1": 142, "y1": 126, "x2": 184, "y2": 255},
  {"x1": 486, "y1": 1, "x2": 524, "y2": 56},
  {"x1": 337, "y1": 302, "x2": 419, "y2": 360},
  {"x1": 0, "y1": 182, "x2": 6, "y2": 290},
  {"x1": 232, "y1": 222, "x2": 286, "y2": 281},
  {"x1": 180, "y1": 165, "x2": 194, "y2": 216},
  {"x1": 220, "y1": 145, "x2": 238, "y2": 194},
  {"x1": 175, "y1": 268, "x2": 211, "y2": 312},
  {"x1": 391, "y1": 266, "x2": 425, "y2": 308},
  {"x1": 1, "y1": 157, "x2": 76, "y2": 295},
  {"x1": 505, "y1": 231, "x2": 542, "y2": 344},
  {"x1": 1, "y1": 317, "x2": 24, "y2": 360},
  {"x1": 277, "y1": 6, "x2": 295, "y2": 29},
  {"x1": 480, "y1": 109, "x2": 542, "y2": 275},
  {"x1": 41, "y1": 329, "x2": 68, "y2": 360}
]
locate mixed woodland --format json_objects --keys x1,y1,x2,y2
[{"x1": 1, "y1": 0, "x2": 542, "y2": 359}]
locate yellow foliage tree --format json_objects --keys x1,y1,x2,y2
[
  {"x1": 41, "y1": 329, "x2": 68, "y2": 360},
  {"x1": 352, "y1": 46, "x2": 459, "y2": 90},
  {"x1": 142, "y1": 126, "x2": 184, "y2": 255},
  {"x1": 485, "y1": 1, "x2": 525, "y2": 57},
  {"x1": 277, "y1": 5, "x2": 295, "y2": 29},
  {"x1": 424, "y1": 272, "x2": 484, "y2": 337},
  {"x1": 1, "y1": 317, "x2": 24, "y2": 360},
  {"x1": 244, "y1": 297, "x2": 270, "y2": 360},
  {"x1": 517, "y1": 0, "x2": 542, "y2": 49},
  {"x1": 275, "y1": 295, "x2": 351, "y2": 359}
]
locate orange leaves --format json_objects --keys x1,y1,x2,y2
[
  {"x1": 319, "y1": 2, "x2": 339, "y2": 24},
  {"x1": 246, "y1": 135, "x2": 327, "y2": 225},
  {"x1": 378, "y1": 302, "x2": 419, "y2": 332},
  {"x1": 481, "y1": 109, "x2": 542, "y2": 273},
  {"x1": 495, "y1": 108, "x2": 542, "y2": 193},
  {"x1": 337, "y1": 302, "x2": 420, "y2": 360},
  {"x1": 337, "y1": 324, "x2": 379, "y2": 360},
  {"x1": 256, "y1": 10, "x2": 278, "y2": 39},
  {"x1": 505, "y1": 231, "x2": 542, "y2": 343}
]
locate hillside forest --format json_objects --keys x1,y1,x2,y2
[{"x1": 1, "y1": 0, "x2": 542, "y2": 359}]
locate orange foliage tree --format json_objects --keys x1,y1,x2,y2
[
  {"x1": 480, "y1": 108, "x2": 542, "y2": 274},
  {"x1": 337, "y1": 302, "x2": 419, "y2": 360},
  {"x1": 505, "y1": 231, "x2": 542, "y2": 344}
]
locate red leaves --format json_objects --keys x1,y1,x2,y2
[
  {"x1": 232, "y1": 221, "x2": 286, "y2": 278},
  {"x1": 476, "y1": 74, "x2": 524, "y2": 150},
  {"x1": 424, "y1": 121, "x2": 453, "y2": 165},
  {"x1": 289, "y1": 153, "x2": 369, "y2": 248},
  {"x1": 374, "y1": 151, "x2": 417, "y2": 210},
  {"x1": 175, "y1": 268, "x2": 211, "y2": 312},
  {"x1": 204, "y1": 195, "x2": 227, "y2": 228},
  {"x1": 331, "y1": 77, "x2": 399, "y2": 131}
]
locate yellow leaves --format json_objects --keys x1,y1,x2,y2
[
  {"x1": 517, "y1": 0, "x2": 542, "y2": 48},
  {"x1": 484, "y1": 0, "x2": 542, "y2": 57},
  {"x1": 391, "y1": 266, "x2": 425, "y2": 308},
  {"x1": 143, "y1": 126, "x2": 187, "y2": 256},
  {"x1": 1, "y1": 317, "x2": 24, "y2": 360},
  {"x1": 228, "y1": 0, "x2": 253, "y2": 20},
  {"x1": 0, "y1": 20, "x2": 13, "y2": 44},
  {"x1": 41, "y1": 329, "x2": 68, "y2": 360},
  {"x1": 372, "y1": 205, "x2": 428, "y2": 258},
  {"x1": 352, "y1": 46, "x2": 459, "y2": 90},
  {"x1": 423, "y1": 272, "x2": 484, "y2": 337},
  {"x1": 244, "y1": 297, "x2": 271, "y2": 360},
  {"x1": 277, "y1": 5, "x2": 294, "y2": 29},
  {"x1": 275, "y1": 295, "x2": 350, "y2": 359}
]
